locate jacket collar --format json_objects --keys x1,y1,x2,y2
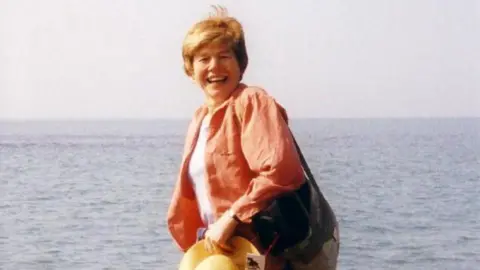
[{"x1": 197, "y1": 83, "x2": 247, "y2": 116}]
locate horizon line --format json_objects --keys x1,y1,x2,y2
[{"x1": 0, "y1": 116, "x2": 479, "y2": 122}]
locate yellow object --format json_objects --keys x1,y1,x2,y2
[
  {"x1": 178, "y1": 236, "x2": 260, "y2": 270},
  {"x1": 194, "y1": 254, "x2": 239, "y2": 270}
]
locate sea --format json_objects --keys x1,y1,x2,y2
[{"x1": 1, "y1": 118, "x2": 479, "y2": 270}]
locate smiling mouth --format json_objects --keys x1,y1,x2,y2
[{"x1": 207, "y1": 76, "x2": 228, "y2": 84}]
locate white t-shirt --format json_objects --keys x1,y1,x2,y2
[{"x1": 188, "y1": 115, "x2": 215, "y2": 225}]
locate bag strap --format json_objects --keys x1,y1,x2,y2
[{"x1": 289, "y1": 131, "x2": 323, "y2": 196}]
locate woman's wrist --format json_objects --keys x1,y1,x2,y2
[{"x1": 226, "y1": 209, "x2": 241, "y2": 223}]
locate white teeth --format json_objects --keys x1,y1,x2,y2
[{"x1": 208, "y1": 76, "x2": 227, "y2": 83}]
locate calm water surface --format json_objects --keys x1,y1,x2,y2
[{"x1": 1, "y1": 119, "x2": 479, "y2": 269}]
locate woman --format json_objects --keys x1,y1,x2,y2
[{"x1": 167, "y1": 6, "x2": 339, "y2": 270}]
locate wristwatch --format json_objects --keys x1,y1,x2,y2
[{"x1": 226, "y1": 209, "x2": 241, "y2": 223}]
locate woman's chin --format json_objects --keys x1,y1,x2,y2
[{"x1": 205, "y1": 88, "x2": 233, "y2": 101}]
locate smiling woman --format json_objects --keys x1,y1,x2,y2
[
  {"x1": 166, "y1": 6, "x2": 339, "y2": 270},
  {"x1": 189, "y1": 43, "x2": 241, "y2": 110},
  {"x1": 181, "y1": 8, "x2": 247, "y2": 112}
]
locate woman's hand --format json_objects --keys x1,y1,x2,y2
[{"x1": 204, "y1": 211, "x2": 239, "y2": 254}]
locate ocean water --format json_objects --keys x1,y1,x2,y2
[{"x1": 1, "y1": 118, "x2": 479, "y2": 270}]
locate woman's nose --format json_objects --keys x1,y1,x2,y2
[{"x1": 208, "y1": 57, "x2": 221, "y2": 71}]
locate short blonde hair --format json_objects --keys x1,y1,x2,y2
[{"x1": 182, "y1": 6, "x2": 248, "y2": 78}]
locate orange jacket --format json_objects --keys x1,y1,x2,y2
[{"x1": 167, "y1": 83, "x2": 305, "y2": 252}]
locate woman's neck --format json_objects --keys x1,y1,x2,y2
[
  {"x1": 205, "y1": 97, "x2": 226, "y2": 115},
  {"x1": 204, "y1": 82, "x2": 242, "y2": 114}
]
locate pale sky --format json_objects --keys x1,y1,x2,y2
[{"x1": 1, "y1": 0, "x2": 479, "y2": 119}]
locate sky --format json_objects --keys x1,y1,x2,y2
[{"x1": 1, "y1": 0, "x2": 479, "y2": 119}]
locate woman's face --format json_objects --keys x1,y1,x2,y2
[{"x1": 191, "y1": 42, "x2": 241, "y2": 106}]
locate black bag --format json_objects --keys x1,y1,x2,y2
[
  {"x1": 251, "y1": 181, "x2": 311, "y2": 256},
  {"x1": 251, "y1": 131, "x2": 336, "y2": 262},
  {"x1": 232, "y1": 99, "x2": 336, "y2": 262}
]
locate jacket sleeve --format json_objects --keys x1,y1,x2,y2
[{"x1": 230, "y1": 90, "x2": 305, "y2": 222}]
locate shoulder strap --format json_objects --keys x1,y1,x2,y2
[{"x1": 289, "y1": 132, "x2": 323, "y2": 195}]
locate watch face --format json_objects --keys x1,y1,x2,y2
[
  {"x1": 196, "y1": 227, "x2": 207, "y2": 241},
  {"x1": 228, "y1": 210, "x2": 241, "y2": 223}
]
